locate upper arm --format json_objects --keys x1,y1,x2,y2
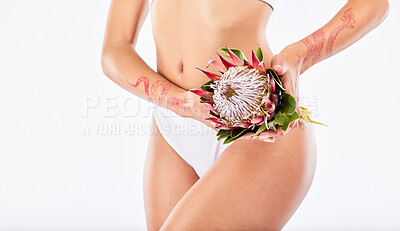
[
  {"x1": 103, "y1": 0, "x2": 150, "y2": 48},
  {"x1": 347, "y1": 0, "x2": 389, "y2": 18}
]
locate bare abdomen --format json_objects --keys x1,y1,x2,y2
[{"x1": 150, "y1": 0, "x2": 274, "y2": 90}]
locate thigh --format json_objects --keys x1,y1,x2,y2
[
  {"x1": 160, "y1": 122, "x2": 317, "y2": 231},
  {"x1": 143, "y1": 115, "x2": 199, "y2": 231}
]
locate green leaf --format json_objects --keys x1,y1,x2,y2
[
  {"x1": 219, "y1": 48, "x2": 247, "y2": 63},
  {"x1": 217, "y1": 129, "x2": 232, "y2": 141},
  {"x1": 256, "y1": 43, "x2": 263, "y2": 62},
  {"x1": 200, "y1": 80, "x2": 214, "y2": 92},
  {"x1": 269, "y1": 92, "x2": 299, "y2": 131},
  {"x1": 287, "y1": 112, "x2": 300, "y2": 124},
  {"x1": 230, "y1": 128, "x2": 245, "y2": 138},
  {"x1": 223, "y1": 137, "x2": 234, "y2": 144},
  {"x1": 223, "y1": 128, "x2": 251, "y2": 144},
  {"x1": 217, "y1": 133, "x2": 231, "y2": 141},
  {"x1": 219, "y1": 48, "x2": 228, "y2": 56},
  {"x1": 280, "y1": 93, "x2": 297, "y2": 115},
  {"x1": 210, "y1": 110, "x2": 219, "y2": 118},
  {"x1": 253, "y1": 123, "x2": 267, "y2": 137},
  {"x1": 271, "y1": 111, "x2": 299, "y2": 131},
  {"x1": 200, "y1": 96, "x2": 211, "y2": 102},
  {"x1": 272, "y1": 111, "x2": 287, "y2": 126},
  {"x1": 281, "y1": 112, "x2": 299, "y2": 131},
  {"x1": 217, "y1": 129, "x2": 232, "y2": 137},
  {"x1": 266, "y1": 68, "x2": 285, "y2": 91}
]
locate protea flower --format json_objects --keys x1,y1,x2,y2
[{"x1": 190, "y1": 45, "x2": 323, "y2": 144}]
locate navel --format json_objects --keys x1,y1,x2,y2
[{"x1": 177, "y1": 61, "x2": 184, "y2": 74}]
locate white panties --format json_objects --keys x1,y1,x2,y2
[{"x1": 152, "y1": 105, "x2": 233, "y2": 177}]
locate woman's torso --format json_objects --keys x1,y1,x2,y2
[
  {"x1": 149, "y1": 0, "x2": 316, "y2": 175},
  {"x1": 150, "y1": 0, "x2": 274, "y2": 90}
]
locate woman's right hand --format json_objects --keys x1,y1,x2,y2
[
  {"x1": 177, "y1": 90, "x2": 282, "y2": 142},
  {"x1": 178, "y1": 90, "x2": 219, "y2": 132}
]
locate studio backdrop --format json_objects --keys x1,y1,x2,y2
[{"x1": 0, "y1": 0, "x2": 399, "y2": 230}]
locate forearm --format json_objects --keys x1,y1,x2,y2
[
  {"x1": 287, "y1": 0, "x2": 389, "y2": 74},
  {"x1": 101, "y1": 41, "x2": 187, "y2": 114}
]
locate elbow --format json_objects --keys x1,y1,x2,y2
[
  {"x1": 101, "y1": 47, "x2": 113, "y2": 78},
  {"x1": 371, "y1": 0, "x2": 390, "y2": 23},
  {"x1": 380, "y1": 0, "x2": 390, "y2": 22},
  {"x1": 101, "y1": 41, "x2": 137, "y2": 84},
  {"x1": 350, "y1": 0, "x2": 390, "y2": 24}
]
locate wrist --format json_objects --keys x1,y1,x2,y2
[
  {"x1": 164, "y1": 87, "x2": 187, "y2": 114},
  {"x1": 283, "y1": 41, "x2": 308, "y2": 74}
]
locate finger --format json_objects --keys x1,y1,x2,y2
[
  {"x1": 273, "y1": 64, "x2": 286, "y2": 75},
  {"x1": 263, "y1": 137, "x2": 276, "y2": 143},
  {"x1": 290, "y1": 120, "x2": 299, "y2": 130},
  {"x1": 258, "y1": 132, "x2": 275, "y2": 139},
  {"x1": 270, "y1": 54, "x2": 286, "y2": 76},
  {"x1": 270, "y1": 54, "x2": 286, "y2": 75},
  {"x1": 241, "y1": 133, "x2": 259, "y2": 139},
  {"x1": 281, "y1": 77, "x2": 294, "y2": 94},
  {"x1": 281, "y1": 127, "x2": 291, "y2": 136},
  {"x1": 258, "y1": 128, "x2": 284, "y2": 139}
]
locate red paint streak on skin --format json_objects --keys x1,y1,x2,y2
[
  {"x1": 167, "y1": 97, "x2": 184, "y2": 108},
  {"x1": 129, "y1": 76, "x2": 183, "y2": 109},
  {"x1": 326, "y1": 8, "x2": 356, "y2": 57},
  {"x1": 129, "y1": 76, "x2": 150, "y2": 97},
  {"x1": 301, "y1": 28, "x2": 326, "y2": 65},
  {"x1": 151, "y1": 80, "x2": 171, "y2": 102}
]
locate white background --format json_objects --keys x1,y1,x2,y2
[{"x1": 0, "y1": 0, "x2": 399, "y2": 230}]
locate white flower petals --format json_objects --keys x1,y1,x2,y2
[{"x1": 211, "y1": 65, "x2": 271, "y2": 126}]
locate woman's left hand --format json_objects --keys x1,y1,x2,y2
[{"x1": 247, "y1": 45, "x2": 304, "y2": 142}]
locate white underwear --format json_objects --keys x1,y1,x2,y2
[{"x1": 152, "y1": 105, "x2": 233, "y2": 177}]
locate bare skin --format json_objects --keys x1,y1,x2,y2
[{"x1": 101, "y1": 0, "x2": 389, "y2": 230}]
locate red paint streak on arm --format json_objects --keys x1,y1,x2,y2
[
  {"x1": 301, "y1": 28, "x2": 326, "y2": 65},
  {"x1": 128, "y1": 77, "x2": 184, "y2": 110},
  {"x1": 326, "y1": 8, "x2": 356, "y2": 57},
  {"x1": 167, "y1": 97, "x2": 184, "y2": 109},
  {"x1": 129, "y1": 77, "x2": 176, "y2": 105},
  {"x1": 151, "y1": 80, "x2": 172, "y2": 103},
  {"x1": 128, "y1": 76, "x2": 151, "y2": 97},
  {"x1": 293, "y1": 1, "x2": 390, "y2": 74}
]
